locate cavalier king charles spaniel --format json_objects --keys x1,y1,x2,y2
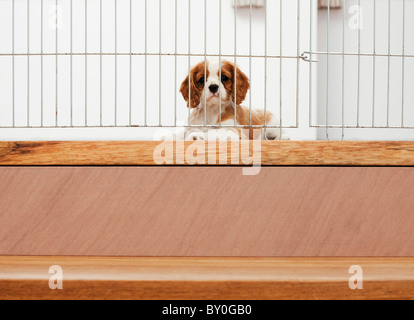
[{"x1": 180, "y1": 59, "x2": 281, "y2": 141}]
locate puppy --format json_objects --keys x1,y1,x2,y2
[{"x1": 180, "y1": 59, "x2": 281, "y2": 141}]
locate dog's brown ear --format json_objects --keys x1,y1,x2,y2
[
  {"x1": 223, "y1": 61, "x2": 250, "y2": 105},
  {"x1": 234, "y1": 65, "x2": 250, "y2": 105},
  {"x1": 180, "y1": 69, "x2": 202, "y2": 109}
]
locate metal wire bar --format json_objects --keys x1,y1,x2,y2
[
  {"x1": 326, "y1": 0, "x2": 330, "y2": 139},
  {"x1": 71, "y1": 0, "x2": 73, "y2": 127},
  {"x1": 100, "y1": 0, "x2": 103, "y2": 126},
  {"x1": 159, "y1": 0, "x2": 162, "y2": 126},
  {"x1": 234, "y1": 0, "x2": 237, "y2": 127},
  {"x1": 341, "y1": 0, "x2": 346, "y2": 139},
  {"x1": 4, "y1": 123, "x2": 410, "y2": 130},
  {"x1": 174, "y1": 0, "x2": 178, "y2": 127},
  {"x1": 56, "y1": 0, "x2": 58, "y2": 126},
  {"x1": 218, "y1": 0, "x2": 222, "y2": 126},
  {"x1": 204, "y1": 0, "x2": 207, "y2": 126},
  {"x1": 187, "y1": 0, "x2": 191, "y2": 126},
  {"x1": 264, "y1": 0, "x2": 268, "y2": 136},
  {"x1": 309, "y1": 0, "x2": 313, "y2": 128},
  {"x1": 129, "y1": 0, "x2": 133, "y2": 127},
  {"x1": 145, "y1": 0, "x2": 147, "y2": 126},
  {"x1": 27, "y1": 0, "x2": 30, "y2": 126},
  {"x1": 295, "y1": 0, "x2": 300, "y2": 130},
  {"x1": 115, "y1": 0, "x2": 118, "y2": 126},
  {"x1": 356, "y1": 0, "x2": 361, "y2": 127},
  {"x1": 279, "y1": 0, "x2": 283, "y2": 138},
  {"x1": 387, "y1": 0, "x2": 391, "y2": 127},
  {"x1": 12, "y1": 0, "x2": 15, "y2": 127},
  {"x1": 0, "y1": 124, "x2": 300, "y2": 129},
  {"x1": 301, "y1": 51, "x2": 414, "y2": 59},
  {"x1": 249, "y1": 0, "x2": 253, "y2": 127},
  {"x1": 41, "y1": 0, "x2": 44, "y2": 126},
  {"x1": 372, "y1": 0, "x2": 376, "y2": 127},
  {"x1": 0, "y1": 52, "x2": 304, "y2": 59},
  {"x1": 402, "y1": 0, "x2": 406, "y2": 127},
  {"x1": 311, "y1": 124, "x2": 414, "y2": 129},
  {"x1": 85, "y1": 0, "x2": 88, "y2": 126}
]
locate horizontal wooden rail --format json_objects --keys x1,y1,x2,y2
[
  {"x1": 0, "y1": 141, "x2": 414, "y2": 166},
  {"x1": 1, "y1": 257, "x2": 414, "y2": 300}
]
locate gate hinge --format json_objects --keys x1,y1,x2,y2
[{"x1": 300, "y1": 52, "x2": 319, "y2": 63}]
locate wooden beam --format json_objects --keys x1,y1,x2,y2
[
  {"x1": 1, "y1": 257, "x2": 413, "y2": 300},
  {"x1": 1, "y1": 141, "x2": 414, "y2": 166}
]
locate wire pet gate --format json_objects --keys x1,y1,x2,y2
[
  {"x1": 317, "y1": 0, "x2": 414, "y2": 141},
  {"x1": 0, "y1": 0, "x2": 413, "y2": 141}
]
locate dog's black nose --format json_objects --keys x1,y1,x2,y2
[{"x1": 209, "y1": 84, "x2": 219, "y2": 94}]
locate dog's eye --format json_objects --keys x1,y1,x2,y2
[
  {"x1": 198, "y1": 77, "x2": 205, "y2": 85},
  {"x1": 221, "y1": 75, "x2": 229, "y2": 82}
]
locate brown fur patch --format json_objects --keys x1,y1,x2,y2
[
  {"x1": 221, "y1": 61, "x2": 250, "y2": 105},
  {"x1": 180, "y1": 61, "x2": 210, "y2": 109},
  {"x1": 219, "y1": 106, "x2": 273, "y2": 140}
]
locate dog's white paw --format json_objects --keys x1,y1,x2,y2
[
  {"x1": 265, "y1": 128, "x2": 282, "y2": 141},
  {"x1": 207, "y1": 129, "x2": 240, "y2": 141}
]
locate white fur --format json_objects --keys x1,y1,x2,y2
[{"x1": 184, "y1": 59, "x2": 283, "y2": 141}]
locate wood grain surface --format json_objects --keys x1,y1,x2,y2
[
  {"x1": 1, "y1": 257, "x2": 413, "y2": 300},
  {"x1": 1, "y1": 141, "x2": 414, "y2": 166},
  {"x1": 0, "y1": 167, "x2": 413, "y2": 257}
]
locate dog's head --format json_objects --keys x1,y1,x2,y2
[{"x1": 180, "y1": 59, "x2": 250, "y2": 109}]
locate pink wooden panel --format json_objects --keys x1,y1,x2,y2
[{"x1": 0, "y1": 167, "x2": 413, "y2": 256}]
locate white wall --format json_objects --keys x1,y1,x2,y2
[
  {"x1": 318, "y1": 0, "x2": 414, "y2": 140},
  {"x1": 0, "y1": 0, "x2": 315, "y2": 140},
  {"x1": 3, "y1": 0, "x2": 413, "y2": 141}
]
